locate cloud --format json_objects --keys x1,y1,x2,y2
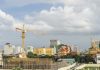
[
  {"x1": 0, "y1": 9, "x2": 53, "y2": 32},
  {"x1": 22, "y1": 0, "x2": 100, "y2": 35},
  {"x1": 0, "y1": 10, "x2": 15, "y2": 30},
  {"x1": 13, "y1": 21, "x2": 53, "y2": 31},
  {"x1": 24, "y1": 4, "x2": 94, "y2": 34},
  {"x1": 1, "y1": 0, "x2": 100, "y2": 35}
]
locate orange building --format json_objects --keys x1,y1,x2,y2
[{"x1": 58, "y1": 45, "x2": 71, "y2": 56}]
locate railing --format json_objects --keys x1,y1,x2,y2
[
  {"x1": 75, "y1": 64, "x2": 100, "y2": 70},
  {"x1": 0, "y1": 61, "x2": 68, "y2": 70},
  {"x1": 58, "y1": 63, "x2": 76, "y2": 70},
  {"x1": 0, "y1": 58, "x2": 69, "y2": 70}
]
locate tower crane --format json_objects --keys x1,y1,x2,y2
[
  {"x1": 15, "y1": 24, "x2": 47, "y2": 58},
  {"x1": 16, "y1": 24, "x2": 26, "y2": 49}
]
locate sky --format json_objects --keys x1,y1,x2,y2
[{"x1": 0, "y1": 0, "x2": 100, "y2": 51}]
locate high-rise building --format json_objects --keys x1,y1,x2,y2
[{"x1": 50, "y1": 40, "x2": 61, "y2": 48}]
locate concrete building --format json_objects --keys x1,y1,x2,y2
[
  {"x1": 50, "y1": 40, "x2": 61, "y2": 48},
  {"x1": 3, "y1": 43, "x2": 15, "y2": 55},
  {"x1": 14, "y1": 46, "x2": 24, "y2": 54},
  {"x1": 14, "y1": 46, "x2": 27, "y2": 58},
  {"x1": 96, "y1": 54, "x2": 100, "y2": 64},
  {"x1": 89, "y1": 40, "x2": 100, "y2": 55},
  {"x1": 26, "y1": 46, "x2": 33, "y2": 53},
  {"x1": 3, "y1": 43, "x2": 27, "y2": 58},
  {"x1": 90, "y1": 40, "x2": 100, "y2": 48},
  {"x1": 70, "y1": 45, "x2": 80, "y2": 55},
  {"x1": 33, "y1": 47, "x2": 55, "y2": 56},
  {"x1": 58, "y1": 45, "x2": 71, "y2": 56},
  {"x1": 0, "y1": 50, "x2": 3, "y2": 66}
]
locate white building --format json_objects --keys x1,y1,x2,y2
[
  {"x1": 3, "y1": 43, "x2": 15, "y2": 55},
  {"x1": 13, "y1": 46, "x2": 27, "y2": 58},
  {"x1": 14, "y1": 46, "x2": 25, "y2": 54},
  {"x1": 96, "y1": 54, "x2": 100, "y2": 64},
  {"x1": 94, "y1": 40, "x2": 100, "y2": 48},
  {"x1": 50, "y1": 40, "x2": 61, "y2": 48},
  {"x1": 26, "y1": 46, "x2": 33, "y2": 53},
  {"x1": 0, "y1": 50, "x2": 3, "y2": 66},
  {"x1": 71, "y1": 45, "x2": 78, "y2": 52}
]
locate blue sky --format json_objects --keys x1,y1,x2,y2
[{"x1": 0, "y1": 0, "x2": 100, "y2": 51}]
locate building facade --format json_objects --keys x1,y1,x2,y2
[
  {"x1": 3, "y1": 43, "x2": 15, "y2": 55},
  {"x1": 0, "y1": 50, "x2": 3, "y2": 66},
  {"x1": 14, "y1": 46, "x2": 25, "y2": 54},
  {"x1": 50, "y1": 40, "x2": 61, "y2": 48},
  {"x1": 89, "y1": 40, "x2": 100, "y2": 55},
  {"x1": 26, "y1": 46, "x2": 33, "y2": 53},
  {"x1": 58, "y1": 45, "x2": 71, "y2": 56},
  {"x1": 96, "y1": 54, "x2": 100, "y2": 64},
  {"x1": 33, "y1": 47, "x2": 55, "y2": 56}
]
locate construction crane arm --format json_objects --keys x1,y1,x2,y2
[{"x1": 16, "y1": 28, "x2": 22, "y2": 30}]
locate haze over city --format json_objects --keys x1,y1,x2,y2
[{"x1": 0, "y1": 0, "x2": 100, "y2": 50}]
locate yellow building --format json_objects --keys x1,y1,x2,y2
[
  {"x1": 89, "y1": 40, "x2": 100, "y2": 55},
  {"x1": 33, "y1": 48, "x2": 55, "y2": 56}
]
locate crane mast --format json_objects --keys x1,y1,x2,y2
[
  {"x1": 16, "y1": 25, "x2": 26, "y2": 49},
  {"x1": 22, "y1": 25, "x2": 25, "y2": 49}
]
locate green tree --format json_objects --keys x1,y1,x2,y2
[
  {"x1": 27, "y1": 52, "x2": 37, "y2": 58},
  {"x1": 39, "y1": 54, "x2": 52, "y2": 58}
]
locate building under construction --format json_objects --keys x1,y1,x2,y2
[{"x1": 89, "y1": 40, "x2": 100, "y2": 55}]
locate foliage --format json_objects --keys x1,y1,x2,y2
[
  {"x1": 12, "y1": 67, "x2": 23, "y2": 70},
  {"x1": 27, "y1": 52, "x2": 37, "y2": 58},
  {"x1": 61, "y1": 54, "x2": 73, "y2": 58},
  {"x1": 60, "y1": 54, "x2": 81, "y2": 62},
  {"x1": 74, "y1": 54, "x2": 96, "y2": 63},
  {"x1": 39, "y1": 54, "x2": 52, "y2": 58},
  {"x1": 27, "y1": 52, "x2": 52, "y2": 58}
]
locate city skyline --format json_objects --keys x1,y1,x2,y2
[{"x1": 0, "y1": 0, "x2": 100, "y2": 50}]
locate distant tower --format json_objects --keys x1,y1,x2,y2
[
  {"x1": 50, "y1": 40, "x2": 61, "y2": 48},
  {"x1": 91, "y1": 40, "x2": 96, "y2": 48}
]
